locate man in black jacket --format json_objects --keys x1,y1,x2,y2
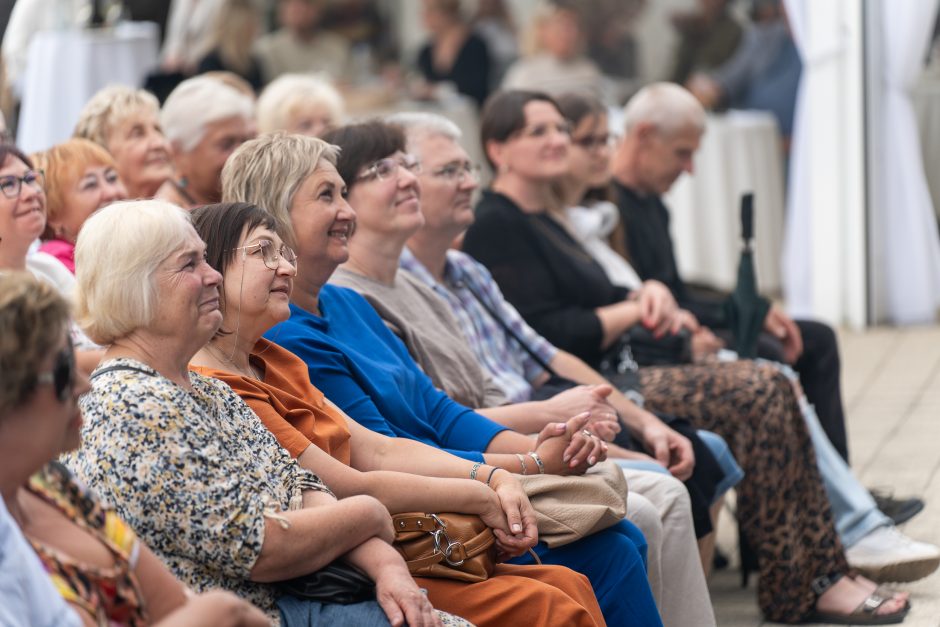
[{"x1": 608, "y1": 82, "x2": 921, "y2": 522}]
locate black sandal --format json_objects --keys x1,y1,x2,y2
[{"x1": 806, "y1": 573, "x2": 910, "y2": 625}]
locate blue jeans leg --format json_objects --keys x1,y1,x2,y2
[
  {"x1": 801, "y1": 396, "x2": 891, "y2": 546},
  {"x1": 278, "y1": 596, "x2": 391, "y2": 627},
  {"x1": 509, "y1": 519, "x2": 662, "y2": 627}
]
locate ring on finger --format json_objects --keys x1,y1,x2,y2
[{"x1": 582, "y1": 429, "x2": 593, "y2": 438}]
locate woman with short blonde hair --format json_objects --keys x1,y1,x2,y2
[
  {"x1": 73, "y1": 85, "x2": 173, "y2": 200},
  {"x1": 256, "y1": 73, "x2": 344, "y2": 136}
]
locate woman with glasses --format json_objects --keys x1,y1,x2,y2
[
  {"x1": 0, "y1": 143, "x2": 103, "y2": 374},
  {"x1": 220, "y1": 129, "x2": 663, "y2": 626},
  {"x1": 187, "y1": 201, "x2": 607, "y2": 626},
  {"x1": 68, "y1": 199, "x2": 462, "y2": 627},
  {"x1": 0, "y1": 272, "x2": 270, "y2": 626},
  {"x1": 461, "y1": 89, "x2": 912, "y2": 624},
  {"x1": 32, "y1": 139, "x2": 128, "y2": 275}
]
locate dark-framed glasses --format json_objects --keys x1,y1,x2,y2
[
  {"x1": 431, "y1": 161, "x2": 481, "y2": 183},
  {"x1": 36, "y1": 341, "x2": 76, "y2": 403},
  {"x1": 234, "y1": 239, "x2": 297, "y2": 270},
  {"x1": 572, "y1": 133, "x2": 616, "y2": 151},
  {"x1": 0, "y1": 169, "x2": 44, "y2": 199},
  {"x1": 357, "y1": 154, "x2": 422, "y2": 182}
]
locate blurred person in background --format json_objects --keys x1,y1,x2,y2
[
  {"x1": 670, "y1": 0, "x2": 744, "y2": 85},
  {"x1": 502, "y1": 0, "x2": 608, "y2": 103},
  {"x1": 415, "y1": 0, "x2": 492, "y2": 107},
  {"x1": 74, "y1": 86, "x2": 174, "y2": 200},
  {"x1": 256, "y1": 73, "x2": 345, "y2": 136},
  {"x1": 254, "y1": 0, "x2": 352, "y2": 84},
  {"x1": 196, "y1": 0, "x2": 265, "y2": 92},
  {"x1": 686, "y1": 0, "x2": 800, "y2": 140}
]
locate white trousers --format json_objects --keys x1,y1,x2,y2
[{"x1": 623, "y1": 469, "x2": 716, "y2": 627}]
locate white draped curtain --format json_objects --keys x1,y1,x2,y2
[
  {"x1": 870, "y1": 0, "x2": 940, "y2": 324},
  {"x1": 782, "y1": 0, "x2": 867, "y2": 327}
]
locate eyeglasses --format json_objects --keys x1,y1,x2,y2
[
  {"x1": 233, "y1": 239, "x2": 297, "y2": 270},
  {"x1": 0, "y1": 170, "x2": 44, "y2": 199},
  {"x1": 430, "y1": 161, "x2": 481, "y2": 183},
  {"x1": 516, "y1": 122, "x2": 572, "y2": 140},
  {"x1": 357, "y1": 154, "x2": 422, "y2": 182},
  {"x1": 572, "y1": 133, "x2": 616, "y2": 151},
  {"x1": 36, "y1": 341, "x2": 75, "y2": 403}
]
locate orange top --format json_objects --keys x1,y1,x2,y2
[{"x1": 192, "y1": 338, "x2": 352, "y2": 464}]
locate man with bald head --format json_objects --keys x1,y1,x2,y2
[{"x1": 608, "y1": 83, "x2": 922, "y2": 521}]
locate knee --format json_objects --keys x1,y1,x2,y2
[{"x1": 627, "y1": 492, "x2": 664, "y2": 550}]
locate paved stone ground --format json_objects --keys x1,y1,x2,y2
[{"x1": 711, "y1": 325, "x2": 940, "y2": 627}]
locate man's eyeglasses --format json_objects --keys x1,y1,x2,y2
[
  {"x1": 430, "y1": 161, "x2": 481, "y2": 183},
  {"x1": 357, "y1": 154, "x2": 422, "y2": 182},
  {"x1": 36, "y1": 341, "x2": 75, "y2": 403},
  {"x1": 572, "y1": 134, "x2": 616, "y2": 151},
  {"x1": 0, "y1": 170, "x2": 44, "y2": 199},
  {"x1": 233, "y1": 240, "x2": 297, "y2": 270}
]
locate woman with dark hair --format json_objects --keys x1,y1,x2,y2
[
  {"x1": 220, "y1": 130, "x2": 664, "y2": 627},
  {"x1": 187, "y1": 200, "x2": 607, "y2": 627},
  {"x1": 461, "y1": 89, "x2": 912, "y2": 624}
]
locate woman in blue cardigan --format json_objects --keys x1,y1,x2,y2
[{"x1": 221, "y1": 131, "x2": 663, "y2": 627}]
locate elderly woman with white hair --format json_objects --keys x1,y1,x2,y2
[
  {"x1": 74, "y1": 85, "x2": 174, "y2": 200},
  {"x1": 256, "y1": 73, "x2": 345, "y2": 137},
  {"x1": 68, "y1": 199, "x2": 452, "y2": 627},
  {"x1": 156, "y1": 76, "x2": 256, "y2": 208}
]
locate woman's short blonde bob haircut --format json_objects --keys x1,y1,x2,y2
[
  {"x1": 221, "y1": 132, "x2": 338, "y2": 247},
  {"x1": 75, "y1": 199, "x2": 194, "y2": 345},
  {"x1": 73, "y1": 85, "x2": 161, "y2": 148}
]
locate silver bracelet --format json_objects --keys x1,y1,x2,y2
[
  {"x1": 527, "y1": 451, "x2": 546, "y2": 474},
  {"x1": 515, "y1": 453, "x2": 528, "y2": 475},
  {"x1": 469, "y1": 462, "x2": 482, "y2": 481}
]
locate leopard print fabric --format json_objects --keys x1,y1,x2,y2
[{"x1": 639, "y1": 360, "x2": 849, "y2": 623}]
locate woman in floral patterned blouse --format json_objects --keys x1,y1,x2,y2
[
  {"x1": 68, "y1": 200, "x2": 449, "y2": 626},
  {"x1": 0, "y1": 272, "x2": 268, "y2": 626}
]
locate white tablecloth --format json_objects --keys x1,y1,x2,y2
[
  {"x1": 17, "y1": 21, "x2": 159, "y2": 154},
  {"x1": 663, "y1": 111, "x2": 786, "y2": 293},
  {"x1": 912, "y1": 76, "x2": 940, "y2": 221}
]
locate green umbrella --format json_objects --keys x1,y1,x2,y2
[{"x1": 724, "y1": 193, "x2": 770, "y2": 358}]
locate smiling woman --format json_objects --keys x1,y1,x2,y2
[{"x1": 33, "y1": 138, "x2": 128, "y2": 274}]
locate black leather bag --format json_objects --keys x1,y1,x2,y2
[
  {"x1": 277, "y1": 560, "x2": 376, "y2": 605},
  {"x1": 622, "y1": 326, "x2": 692, "y2": 367}
]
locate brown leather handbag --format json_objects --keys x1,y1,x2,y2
[{"x1": 392, "y1": 512, "x2": 496, "y2": 583}]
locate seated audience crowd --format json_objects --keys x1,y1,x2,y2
[{"x1": 2, "y1": 2, "x2": 939, "y2": 626}]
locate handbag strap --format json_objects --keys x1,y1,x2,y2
[{"x1": 454, "y1": 272, "x2": 559, "y2": 378}]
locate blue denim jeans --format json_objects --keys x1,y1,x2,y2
[
  {"x1": 765, "y1": 361, "x2": 890, "y2": 547},
  {"x1": 278, "y1": 596, "x2": 391, "y2": 627},
  {"x1": 615, "y1": 429, "x2": 745, "y2": 503}
]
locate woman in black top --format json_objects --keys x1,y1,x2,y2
[
  {"x1": 462, "y1": 89, "x2": 911, "y2": 625},
  {"x1": 416, "y1": 0, "x2": 492, "y2": 107}
]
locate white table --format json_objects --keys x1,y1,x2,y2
[
  {"x1": 663, "y1": 110, "x2": 787, "y2": 293},
  {"x1": 17, "y1": 21, "x2": 159, "y2": 154}
]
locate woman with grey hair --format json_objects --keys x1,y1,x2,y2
[
  {"x1": 69, "y1": 199, "x2": 446, "y2": 627},
  {"x1": 73, "y1": 85, "x2": 174, "y2": 200},
  {"x1": 256, "y1": 73, "x2": 345, "y2": 137},
  {"x1": 155, "y1": 75, "x2": 256, "y2": 208}
]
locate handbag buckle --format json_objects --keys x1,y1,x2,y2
[{"x1": 429, "y1": 515, "x2": 467, "y2": 566}]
